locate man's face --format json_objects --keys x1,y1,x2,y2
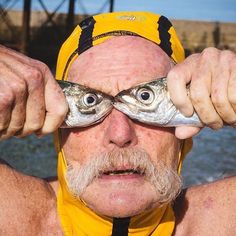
[{"x1": 60, "y1": 36, "x2": 181, "y2": 217}]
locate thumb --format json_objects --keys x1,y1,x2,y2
[
  {"x1": 175, "y1": 126, "x2": 201, "y2": 139},
  {"x1": 167, "y1": 54, "x2": 200, "y2": 117}
]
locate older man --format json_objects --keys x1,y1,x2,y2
[{"x1": 0, "y1": 12, "x2": 235, "y2": 235}]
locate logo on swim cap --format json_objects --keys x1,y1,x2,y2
[
  {"x1": 117, "y1": 14, "x2": 146, "y2": 22},
  {"x1": 118, "y1": 15, "x2": 136, "y2": 21}
]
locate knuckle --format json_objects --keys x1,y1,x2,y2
[
  {"x1": 31, "y1": 58, "x2": 47, "y2": 70},
  {"x1": 205, "y1": 117, "x2": 223, "y2": 129},
  {"x1": 186, "y1": 53, "x2": 199, "y2": 62},
  {"x1": 221, "y1": 49, "x2": 236, "y2": 59},
  {"x1": 220, "y1": 50, "x2": 236, "y2": 67},
  {"x1": 0, "y1": 91, "x2": 14, "y2": 109},
  {"x1": 27, "y1": 122, "x2": 43, "y2": 132},
  {"x1": 25, "y1": 68, "x2": 44, "y2": 89},
  {"x1": 168, "y1": 66, "x2": 180, "y2": 77},
  {"x1": 228, "y1": 93, "x2": 236, "y2": 105},
  {"x1": 10, "y1": 79, "x2": 27, "y2": 96},
  {"x1": 226, "y1": 117, "x2": 236, "y2": 125},
  {"x1": 200, "y1": 110, "x2": 220, "y2": 123},
  {"x1": 3, "y1": 128, "x2": 17, "y2": 137},
  {"x1": 9, "y1": 125, "x2": 23, "y2": 132},
  {"x1": 214, "y1": 102, "x2": 225, "y2": 112},
  {"x1": 31, "y1": 59, "x2": 51, "y2": 78},
  {"x1": 201, "y1": 47, "x2": 219, "y2": 58},
  {"x1": 190, "y1": 89, "x2": 203, "y2": 105},
  {"x1": 210, "y1": 123, "x2": 223, "y2": 130},
  {"x1": 12, "y1": 118, "x2": 25, "y2": 130},
  {"x1": 57, "y1": 105, "x2": 68, "y2": 118},
  {"x1": 211, "y1": 94, "x2": 225, "y2": 109},
  {"x1": 0, "y1": 123, "x2": 8, "y2": 131},
  {"x1": 199, "y1": 47, "x2": 220, "y2": 64}
]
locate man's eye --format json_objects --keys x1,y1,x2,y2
[
  {"x1": 136, "y1": 88, "x2": 155, "y2": 104},
  {"x1": 83, "y1": 93, "x2": 98, "y2": 107}
]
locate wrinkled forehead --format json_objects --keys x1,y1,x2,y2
[{"x1": 67, "y1": 36, "x2": 174, "y2": 95}]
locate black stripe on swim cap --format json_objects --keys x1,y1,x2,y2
[
  {"x1": 157, "y1": 15, "x2": 173, "y2": 58},
  {"x1": 61, "y1": 49, "x2": 77, "y2": 80},
  {"x1": 78, "y1": 16, "x2": 96, "y2": 54}
]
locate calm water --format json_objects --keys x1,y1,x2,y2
[{"x1": 0, "y1": 127, "x2": 235, "y2": 187}]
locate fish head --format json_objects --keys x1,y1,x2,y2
[
  {"x1": 113, "y1": 77, "x2": 177, "y2": 125},
  {"x1": 58, "y1": 80, "x2": 113, "y2": 127}
]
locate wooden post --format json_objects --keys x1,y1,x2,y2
[
  {"x1": 66, "y1": 0, "x2": 75, "y2": 34},
  {"x1": 21, "y1": 0, "x2": 31, "y2": 54},
  {"x1": 109, "y1": 0, "x2": 114, "y2": 12}
]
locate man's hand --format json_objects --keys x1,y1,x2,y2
[
  {"x1": 167, "y1": 47, "x2": 236, "y2": 139},
  {"x1": 0, "y1": 45, "x2": 68, "y2": 140}
]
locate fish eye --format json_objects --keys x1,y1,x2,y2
[
  {"x1": 83, "y1": 93, "x2": 98, "y2": 107},
  {"x1": 136, "y1": 88, "x2": 155, "y2": 104}
]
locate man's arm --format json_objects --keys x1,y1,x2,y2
[
  {"x1": 0, "y1": 45, "x2": 67, "y2": 233},
  {"x1": 0, "y1": 160, "x2": 62, "y2": 235},
  {"x1": 167, "y1": 48, "x2": 236, "y2": 234},
  {"x1": 174, "y1": 176, "x2": 236, "y2": 236}
]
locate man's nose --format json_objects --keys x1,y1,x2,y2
[{"x1": 103, "y1": 109, "x2": 138, "y2": 148}]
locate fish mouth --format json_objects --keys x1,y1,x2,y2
[
  {"x1": 60, "y1": 103, "x2": 113, "y2": 128},
  {"x1": 113, "y1": 96, "x2": 139, "y2": 113},
  {"x1": 114, "y1": 94, "x2": 152, "y2": 112},
  {"x1": 113, "y1": 101, "x2": 141, "y2": 121},
  {"x1": 114, "y1": 92, "x2": 134, "y2": 104}
]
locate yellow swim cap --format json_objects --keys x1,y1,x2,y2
[{"x1": 56, "y1": 11, "x2": 185, "y2": 81}]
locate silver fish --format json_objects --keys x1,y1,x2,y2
[
  {"x1": 113, "y1": 77, "x2": 203, "y2": 127},
  {"x1": 58, "y1": 80, "x2": 113, "y2": 128}
]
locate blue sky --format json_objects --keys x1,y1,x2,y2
[{"x1": 8, "y1": 0, "x2": 236, "y2": 22}]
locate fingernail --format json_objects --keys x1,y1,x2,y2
[{"x1": 179, "y1": 108, "x2": 194, "y2": 117}]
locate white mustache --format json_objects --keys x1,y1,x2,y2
[{"x1": 66, "y1": 147, "x2": 182, "y2": 203}]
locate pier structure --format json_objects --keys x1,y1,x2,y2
[
  {"x1": 0, "y1": 0, "x2": 115, "y2": 54},
  {"x1": 1, "y1": 1, "x2": 235, "y2": 65}
]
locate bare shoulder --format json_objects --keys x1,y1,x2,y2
[
  {"x1": 173, "y1": 176, "x2": 236, "y2": 236},
  {"x1": 0, "y1": 160, "x2": 62, "y2": 235}
]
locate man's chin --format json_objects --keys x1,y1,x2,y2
[{"x1": 80, "y1": 177, "x2": 161, "y2": 218}]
